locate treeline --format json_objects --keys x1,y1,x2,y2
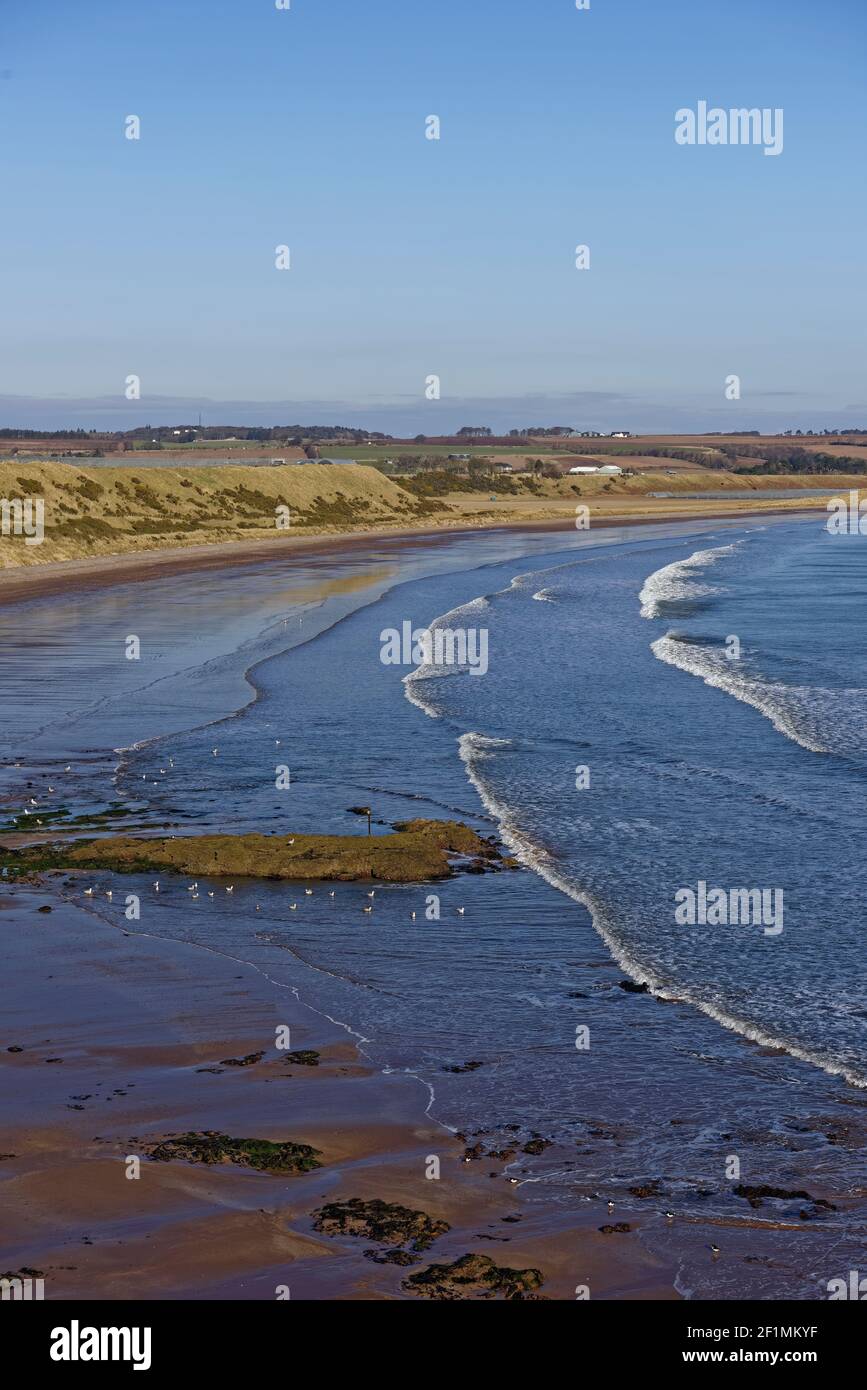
[
  {"x1": 0, "y1": 428, "x2": 98, "y2": 438},
  {"x1": 736, "y1": 448, "x2": 867, "y2": 475}
]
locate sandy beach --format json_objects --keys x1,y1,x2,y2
[
  {"x1": 0, "y1": 495, "x2": 835, "y2": 610},
  {"x1": 0, "y1": 884, "x2": 675, "y2": 1300}
]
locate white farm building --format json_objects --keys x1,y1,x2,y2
[{"x1": 568, "y1": 463, "x2": 624, "y2": 476}]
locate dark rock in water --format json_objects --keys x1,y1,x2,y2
[
  {"x1": 312, "y1": 1198, "x2": 449, "y2": 1252},
  {"x1": 487, "y1": 1148, "x2": 516, "y2": 1161},
  {"x1": 521, "y1": 1138, "x2": 552, "y2": 1156},
  {"x1": 617, "y1": 979, "x2": 649, "y2": 994},
  {"x1": 461, "y1": 1143, "x2": 486, "y2": 1162},
  {"x1": 143, "y1": 1131, "x2": 321, "y2": 1174},
  {"x1": 403, "y1": 1252, "x2": 545, "y2": 1300},
  {"x1": 599, "y1": 1223, "x2": 632, "y2": 1234},
  {"x1": 196, "y1": 1066, "x2": 224, "y2": 1074},
  {"x1": 799, "y1": 1204, "x2": 831, "y2": 1221},
  {"x1": 37, "y1": 905, "x2": 52, "y2": 913},
  {"x1": 628, "y1": 1181, "x2": 661, "y2": 1199},
  {"x1": 219, "y1": 1051, "x2": 265, "y2": 1067},
  {"x1": 568, "y1": 991, "x2": 589, "y2": 999},
  {"x1": 6, "y1": 1046, "x2": 24, "y2": 1053},
  {"x1": 442, "y1": 1060, "x2": 483, "y2": 1074},
  {"x1": 734, "y1": 1183, "x2": 835, "y2": 1211},
  {"x1": 283, "y1": 1050, "x2": 320, "y2": 1067},
  {"x1": 363, "y1": 1247, "x2": 418, "y2": 1266}
]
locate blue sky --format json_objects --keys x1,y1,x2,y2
[{"x1": 1, "y1": 0, "x2": 865, "y2": 433}]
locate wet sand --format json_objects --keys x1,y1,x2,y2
[
  {"x1": 0, "y1": 503, "x2": 827, "y2": 610},
  {"x1": 0, "y1": 885, "x2": 677, "y2": 1300}
]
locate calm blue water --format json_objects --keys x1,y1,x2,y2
[{"x1": 3, "y1": 516, "x2": 866, "y2": 1299}]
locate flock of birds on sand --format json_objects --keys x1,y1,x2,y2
[
  {"x1": 17, "y1": 750, "x2": 469, "y2": 919},
  {"x1": 81, "y1": 878, "x2": 468, "y2": 918}
]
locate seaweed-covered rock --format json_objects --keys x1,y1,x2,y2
[
  {"x1": 734, "y1": 1183, "x2": 835, "y2": 1211},
  {"x1": 461, "y1": 1142, "x2": 486, "y2": 1162},
  {"x1": 599, "y1": 1223, "x2": 632, "y2": 1234},
  {"x1": 311, "y1": 1198, "x2": 449, "y2": 1251},
  {"x1": 628, "y1": 1181, "x2": 661, "y2": 1199},
  {"x1": 521, "y1": 1137, "x2": 552, "y2": 1156},
  {"x1": 404, "y1": 1253, "x2": 544, "y2": 1300},
  {"x1": 363, "y1": 1248, "x2": 418, "y2": 1266},
  {"x1": 283, "y1": 1050, "x2": 320, "y2": 1067},
  {"x1": 219, "y1": 1051, "x2": 265, "y2": 1067},
  {"x1": 143, "y1": 1130, "x2": 321, "y2": 1174},
  {"x1": 18, "y1": 818, "x2": 510, "y2": 885}
]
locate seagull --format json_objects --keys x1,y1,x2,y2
[
  {"x1": 212, "y1": 748, "x2": 218, "y2": 756},
  {"x1": 84, "y1": 887, "x2": 94, "y2": 896},
  {"x1": 287, "y1": 838, "x2": 295, "y2": 845},
  {"x1": 153, "y1": 882, "x2": 160, "y2": 892},
  {"x1": 290, "y1": 903, "x2": 297, "y2": 911},
  {"x1": 366, "y1": 890, "x2": 375, "y2": 898},
  {"x1": 607, "y1": 1200, "x2": 615, "y2": 1213},
  {"x1": 710, "y1": 1244, "x2": 720, "y2": 1259},
  {"x1": 508, "y1": 1177, "x2": 520, "y2": 1185},
  {"x1": 305, "y1": 888, "x2": 313, "y2": 896},
  {"x1": 208, "y1": 891, "x2": 215, "y2": 898},
  {"x1": 65, "y1": 766, "x2": 71, "y2": 772},
  {"x1": 106, "y1": 890, "x2": 113, "y2": 900},
  {"x1": 29, "y1": 798, "x2": 38, "y2": 806},
  {"x1": 48, "y1": 786, "x2": 54, "y2": 792},
  {"x1": 329, "y1": 890, "x2": 335, "y2": 898},
  {"x1": 411, "y1": 911, "x2": 416, "y2": 920},
  {"x1": 362, "y1": 905, "x2": 373, "y2": 914},
  {"x1": 256, "y1": 904, "x2": 261, "y2": 911},
  {"x1": 226, "y1": 885, "x2": 234, "y2": 893},
  {"x1": 665, "y1": 1211, "x2": 675, "y2": 1223},
  {"x1": 456, "y1": 907, "x2": 465, "y2": 915},
  {"x1": 192, "y1": 892, "x2": 199, "y2": 900}
]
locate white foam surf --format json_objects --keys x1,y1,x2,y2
[
  {"x1": 639, "y1": 543, "x2": 741, "y2": 619},
  {"x1": 457, "y1": 731, "x2": 867, "y2": 1090},
  {"x1": 402, "y1": 595, "x2": 491, "y2": 719}
]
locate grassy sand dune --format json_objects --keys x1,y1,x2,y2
[
  {"x1": 0, "y1": 460, "x2": 443, "y2": 567},
  {"x1": 0, "y1": 460, "x2": 860, "y2": 572}
]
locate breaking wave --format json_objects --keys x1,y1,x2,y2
[
  {"x1": 639, "y1": 543, "x2": 741, "y2": 619},
  {"x1": 457, "y1": 729, "x2": 867, "y2": 1089}
]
